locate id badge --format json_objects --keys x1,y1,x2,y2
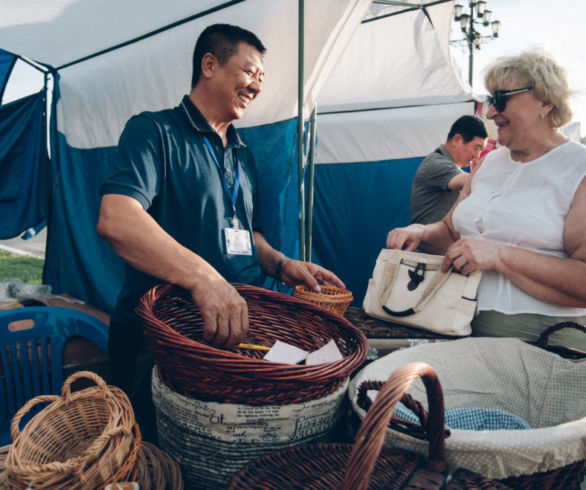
[{"x1": 225, "y1": 227, "x2": 252, "y2": 255}]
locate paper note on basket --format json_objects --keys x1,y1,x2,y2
[{"x1": 263, "y1": 339, "x2": 343, "y2": 365}]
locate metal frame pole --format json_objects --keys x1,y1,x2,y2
[
  {"x1": 297, "y1": 0, "x2": 306, "y2": 261},
  {"x1": 305, "y1": 105, "x2": 317, "y2": 262}
]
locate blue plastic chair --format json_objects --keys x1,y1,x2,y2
[{"x1": 0, "y1": 306, "x2": 109, "y2": 446}]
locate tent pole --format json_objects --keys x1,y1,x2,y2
[
  {"x1": 297, "y1": 0, "x2": 306, "y2": 261},
  {"x1": 305, "y1": 105, "x2": 317, "y2": 262}
]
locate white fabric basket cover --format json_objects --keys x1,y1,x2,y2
[{"x1": 349, "y1": 337, "x2": 586, "y2": 479}]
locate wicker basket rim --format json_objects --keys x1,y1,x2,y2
[
  {"x1": 294, "y1": 284, "x2": 353, "y2": 299},
  {"x1": 138, "y1": 283, "x2": 367, "y2": 376}
]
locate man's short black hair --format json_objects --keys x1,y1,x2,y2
[
  {"x1": 191, "y1": 24, "x2": 266, "y2": 88},
  {"x1": 447, "y1": 115, "x2": 488, "y2": 143}
]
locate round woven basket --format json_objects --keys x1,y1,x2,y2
[
  {"x1": 228, "y1": 362, "x2": 512, "y2": 489},
  {"x1": 136, "y1": 283, "x2": 368, "y2": 404},
  {"x1": 293, "y1": 285, "x2": 353, "y2": 315},
  {"x1": 6, "y1": 371, "x2": 140, "y2": 489},
  {"x1": 136, "y1": 441, "x2": 183, "y2": 490}
]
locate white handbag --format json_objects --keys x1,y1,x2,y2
[{"x1": 362, "y1": 249, "x2": 482, "y2": 336}]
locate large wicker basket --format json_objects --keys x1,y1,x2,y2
[
  {"x1": 348, "y1": 322, "x2": 586, "y2": 490},
  {"x1": 293, "y1": 285, "x2": 353, "y2": 315},
  {"x1": 228, "y1": 362, "x2": 512, "y2": 489},
  {"x1": 136, "y1": 283, "x2": 368, "y2": 405},
  {"x1": 6, "y1": 371, "x2": 140, "y2": 489}
]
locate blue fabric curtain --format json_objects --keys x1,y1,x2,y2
[
  {"x1": 43, "y1": 134, "x2": 124, "y2": 312},
  {"x1": 0, "y1": 90, "x2": 48, "y2": 238},
  {"x1": 0, "y1": 49, "x2": 16, "y2": 100},
  {"x1": 311, "y1": 157, "x2": 423, "y2": 304},
  {"x1": 44, "y1": 117, "x2": 301, "y2": 312}
]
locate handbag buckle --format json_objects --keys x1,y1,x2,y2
[{"x1": 407, "y1": 263, "x2": 426, "y2": 291}]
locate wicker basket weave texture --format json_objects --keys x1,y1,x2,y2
[
  {"x1": 5, "y1": 371, "x2": 141, "y2": 489},
  {"x1": 136, "y1": 441, "x2": 184, "y2": 490},
  {"x1": 137, "y1": 283, "x2": 368, "y2": 405},
  {"x1": 228, "y1": 362, "x2": 512, "y2": 490},
  {"x1": 293, "y1": 285, "x2": 353, "y2": 316},
  {"x1": 0, "y1": 445, "x2": 8, "y2": 489}
]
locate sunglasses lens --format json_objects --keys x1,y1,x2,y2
[{"x1": 487, "y1": 93, "x2": 506, "y2": 112}]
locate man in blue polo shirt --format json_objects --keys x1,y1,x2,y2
[{"x1": 97, "y1": 24, "x2": 343, "y2": 440}]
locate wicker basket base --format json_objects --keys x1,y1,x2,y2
[{"x1": 152, "y1": 367, "x2": 348, "y2": 489}]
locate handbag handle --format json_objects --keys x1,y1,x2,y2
[
  {"x1": 382, "y1": 260, "x2": 453, "y2": 316},
  {"x1": 342, "y1": 362, "x2": 446, "y2": 490}
]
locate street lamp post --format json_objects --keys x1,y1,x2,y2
[{"x1": 453, "y1": 1, "x2": 501, "y2": 86}]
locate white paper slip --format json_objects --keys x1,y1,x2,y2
[
  {"x1": 263, "y1": 340, "x2": 308, "y2": 364},
  {"x1": 306, "y1": 339, "x2": 344, "y2": 365}
]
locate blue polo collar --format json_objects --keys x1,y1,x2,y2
[{"x1": 180, "y1": 95, "x2": 246, "y2": 149}]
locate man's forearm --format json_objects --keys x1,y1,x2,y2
[
  {"x1": 253, "y1": 231, "x2": 284, "y2": 277},
  {"x1": 97, "y1": 194, "x2": 222, "y2": 291}
]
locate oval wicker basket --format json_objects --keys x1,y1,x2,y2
[
  {"x1": 136, "y1": 283, "x2": 368, "y2": 405},
  {"x1": 293, "y1": 285, "x2": 353, "y2": 316},
  {"x1": 228, "y1": 362, "x2": 512, "y2": 490},
  {"x1": 6, "y1": 371, "x2": 141, "y2": 490}
]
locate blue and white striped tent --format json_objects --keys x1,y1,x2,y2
[{"x1": 0, "y1": 0, "x2": 474, "y2": 311}]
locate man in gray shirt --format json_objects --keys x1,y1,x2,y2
[{"x1": 410, "y1": 115, "x2": 487, "y2": 224}]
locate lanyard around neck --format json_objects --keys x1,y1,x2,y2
[{"x1": 203, "y1": 136, "x2": 240, "y2": 220}]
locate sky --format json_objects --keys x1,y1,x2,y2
[{"x1": 449, "y1": 0, "x2": 586, "y2": 138}]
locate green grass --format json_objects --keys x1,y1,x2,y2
[{"x1": 0, "y1": 250, "x2": 44, "y2": 284}]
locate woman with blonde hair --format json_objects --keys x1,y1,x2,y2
[{"x1": 386, "y1": 50, "x2": 586, "y2": 349}]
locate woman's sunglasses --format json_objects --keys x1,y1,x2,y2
[{"x1": 486, "y1": 87, "x2": 533, "y2": 113}]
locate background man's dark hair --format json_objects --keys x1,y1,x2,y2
[
  {"x1": 447, "y1": 115, "x2": 488, "y2": 143},
  {"x1": 191, "y1": 24, "x2": 266, "y2": 88}
]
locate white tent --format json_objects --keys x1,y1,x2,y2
[{"x1": 0, "y1": 0, "x2": 475, "y2": 309}]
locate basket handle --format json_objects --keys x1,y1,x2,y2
[
  {"x1": 61, "y1": 369, "x2": 109, "y2": 403},
  {"x1": 342, "y1": 362, "x2": 446, "y2": 490},
  {"x1": 533, "y1": 321, "x2": 586, "y2": 349},
  {"x1": 10, "y1": 394, "x2": 60, "y2": 441}
]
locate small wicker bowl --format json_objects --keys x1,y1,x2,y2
[{"x1": 293, "y1": 285, "x2": 353, "y2": 316}]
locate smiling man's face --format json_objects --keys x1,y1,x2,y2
[{"x1": 212, "y1": 41, "x2": 264, "y2": 122}]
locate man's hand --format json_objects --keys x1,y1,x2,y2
[
  {"x1": 279, "y1": 260, "x2": 345, "y2": 292},
  {"x1": 189, "y1": 277, "x2": 248, "y2": 349}
]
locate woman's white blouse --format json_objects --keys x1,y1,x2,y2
[{"x1": 452, "y1": 140, "x2": 586, "y2": 316}]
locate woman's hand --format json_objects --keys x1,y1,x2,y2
[
  {"x1": 442, "y1": 238, "x2": 500, "y2": 274},
  {"x1": 386, "y1": 224, "x2": 426, "y2": 251}
]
